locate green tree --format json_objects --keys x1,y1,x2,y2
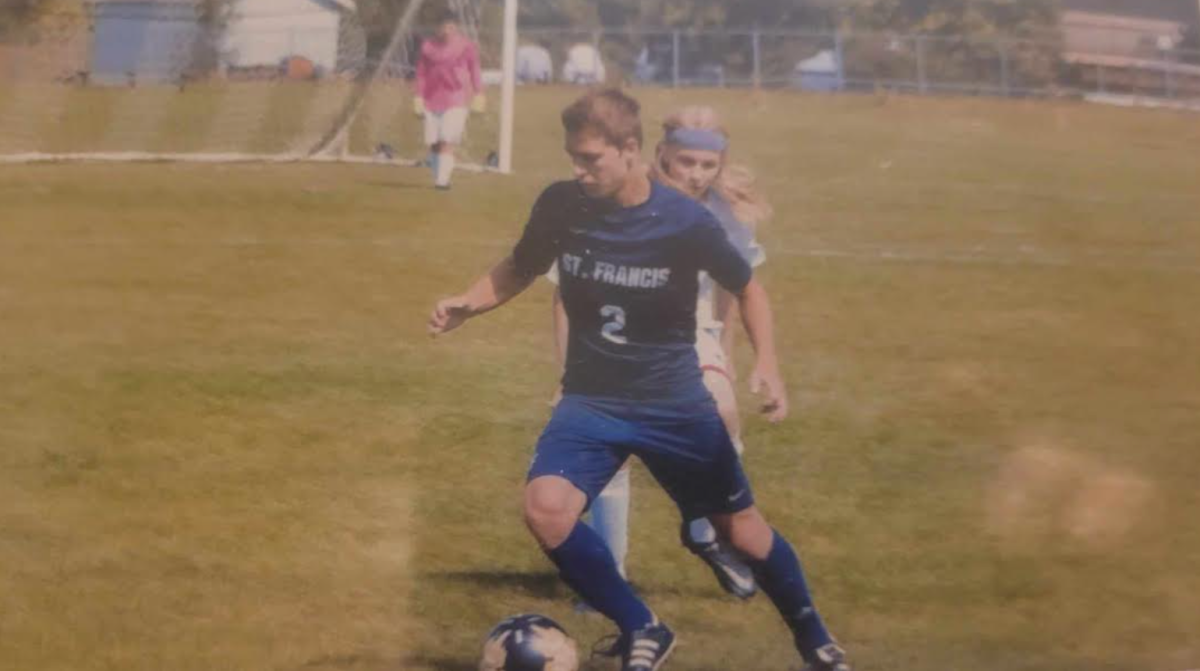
[
  {"x1": 512, "y1": 0, "x2": 844, "y2": 83},
  {"x1": 846, "y1": 0, "x2": 1058, "y2": 38},
  {"x1": 0, "y1": 0, "x2": 46, "y2": 39},
  {"x1": 520, "y1": 0, "x2": 599, "y2": 28},
  {"x1": 844, "y1": 0, "x2": 1062, "y2": 89},
  {"x1": 1, "y1": 0, "x2": 89, "y2": 48},
  {"x1": 191, "y1": 0, "x2": 235, "y2": 74}
]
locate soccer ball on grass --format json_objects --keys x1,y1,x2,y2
[{"x1": 478, "y1": 614, "x2": 579, "y2": 671}]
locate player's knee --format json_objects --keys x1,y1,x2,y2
[
  {"x1": 522, "y1": 480, "x2": 583, "y2": 546},
  {"x1": 523, "y1": 490, "x2": 566, "y2": 525},
  {"x1": 714, "y1": 507, "x2": 773, "y2": 560}
]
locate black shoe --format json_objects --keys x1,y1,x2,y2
[
  {"x1": 681, "y1": 520, "x2": 757, "y2": 600},
  {"x1": 798, "y1": 643, "x2": 851, "y2": 671},
  {"x1": 434, "y1": 183, "x2": 452, "y2": 191},
  {"x1": 621, "y1": 619, "x2": 676, "y2": 671},
  {"x1": 693, "y1": 540, "x2": 758, "y2": 600}
]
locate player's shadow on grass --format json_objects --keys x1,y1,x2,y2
[
  {"x1": 430, "y1": 569, "x2": 731, "y2": 603},
  {"x1": 300, "y1": 652, "x2": 403, "y2": 670},
  {"x1": 428, "y1": 569, "x2": 565, "y2": 599},
  {"x1": 401, "y1": 655, "x2": 477, "y2": 671}
]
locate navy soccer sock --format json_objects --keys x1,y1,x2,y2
[
  {"x1": 546, "y1": 522, "x2": 653, "y2": 634},
  {"x1": 747, "y1": 530, "x2": 834, "y2": 662}
]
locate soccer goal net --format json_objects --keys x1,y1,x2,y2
[{"x1": 0, "y1": 0, "x2": 515, "y2": 171}]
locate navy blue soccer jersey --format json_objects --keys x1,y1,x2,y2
[{"x1": 512, "y1": 181, "x2": 752, "y2": 402}]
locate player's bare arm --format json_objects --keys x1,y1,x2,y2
[
  {"x1": 428, "y1": 254, "x2": 536, "y2": 336},
  {"x1": 732, "y1": 278, "x2": 788, "y2": 423}
]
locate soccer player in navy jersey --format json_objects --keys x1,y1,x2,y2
[{"x1": 428, "y1": 89, "x2": 850, "y2": 671}]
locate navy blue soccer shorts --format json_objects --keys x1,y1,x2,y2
[{"x1": 527, "y1": 394, "x2": 755, "y2": 520}]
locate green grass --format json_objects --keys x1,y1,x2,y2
[
  {"x1": 0, "y1": 80, "x2": 500, "y2": 161},
  {"x1": 1, "y1": 87, "x2": 1198, "y2": 671}
]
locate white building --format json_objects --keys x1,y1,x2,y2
[
  {"x1": 222, "y1": 0, "x2": 353, "y2": 72},
  {"x1": 1061, "y1": 0, "x2": 1199, "y2": 60},
  {"x1": 1060, "y1": 0, "x2": 1200, "y2": 97}
]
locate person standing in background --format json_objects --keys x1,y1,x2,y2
[{"x1": 413, "y1": 9, "x2": 484, "y2": 190}]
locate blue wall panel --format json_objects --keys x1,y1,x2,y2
[{"x1": 91, "y1": 2, "x2": 201, "y2": 84}]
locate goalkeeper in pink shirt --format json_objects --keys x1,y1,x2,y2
[{"x1": 413, "y1": 11, "x2": 484, "y2": 190}]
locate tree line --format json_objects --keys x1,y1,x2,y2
[
  {"x1": 2, "y1": 0, "x2": 1066, "y2": 86},
  {"x1": 2, "y1": 0, "x2": 1060, "y2": 39}
]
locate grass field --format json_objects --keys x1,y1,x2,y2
[
  {"x1": 0, "y1": 80, "x2": 501, "y2": 162},
  {"x1": 2, "y1": 86, "x2": 1199, "y2": 671}
]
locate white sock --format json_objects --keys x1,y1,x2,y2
[
  {"x1": 436, "y1": 153, "x2": 455, "y2": 186},
  {"x1": 588, "y1": 467, "x2": 631, "y2": 577},
  {"x1": 428, "y1": 152, "x2": 439, "y2": 181}
]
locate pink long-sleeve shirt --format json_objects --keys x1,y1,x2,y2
[{"x1": 415, "y1": 34, "x2": 482, "y2": 113}]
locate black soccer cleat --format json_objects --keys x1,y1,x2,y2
[
  {"x1": 694, "y1": 540, "x2": 758, "y2": 600},
  {"x1": 798, "y1": 642, "x2": 852, "y2": 671},
  {"x1": 621, "y1": 619, "x2": 677, "y2": 671},
  {"x1": 681, "y1": 521, "x2": 757, "y2": 600}
]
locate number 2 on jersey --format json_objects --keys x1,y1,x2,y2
[{"x1": 600, "y1": 305, "x2": 628, "y2": 345}]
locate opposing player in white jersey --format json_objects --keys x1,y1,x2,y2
[{"x1": 550, "y1": 106, "x2": 774, "y2": 600}]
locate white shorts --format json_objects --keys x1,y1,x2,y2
[
  {"x1": 696, "y1": 326, "x2": 745, "y2": 455},
  {"x1": 423, "y1": 106, "x2": 469, "y2": 146},
  {"x1": 695, "y1": 327, "x2": 730, "y2": 380}
]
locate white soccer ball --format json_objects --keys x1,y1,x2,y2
[{"x1": 478, "y1": 614, "x2": 579, "y2": 671}]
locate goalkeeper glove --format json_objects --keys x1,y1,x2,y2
[
  {"x1": 412, "y1": 97, "x2": 425, "y2": 117},
  {"x1": 470, "y1": 94, "x2": 486, "y2": 114}
]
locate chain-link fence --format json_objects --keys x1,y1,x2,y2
[
  {"x1": 5, "y1": 12, "x2": 1198, "y2": 99},
  {"x1": 4, "y1": 12, "x2": 1199, "y2": 161},
  {"x1": 513, "y1": 25, "x2": 1200, "y2": 102}
]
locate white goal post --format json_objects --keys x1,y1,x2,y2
[{"x1": 0, "y1": 0, "x2": 518, "y2": 174}]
